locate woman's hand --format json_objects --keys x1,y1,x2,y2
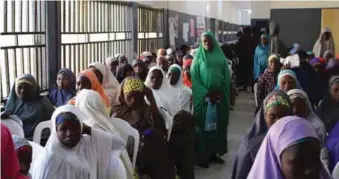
[
  {"x1": 281, "y1": 62, "x2": 291, "y2": 70},
  {"x1": 82, "y1": 123, "x2": 92, "y2": 135},
  {"x1": 144, "y1": 86, "x2": 156, "y2": 105},
  {"x1": 207, "y1": 90, "x2": 221, "y2": 103}
]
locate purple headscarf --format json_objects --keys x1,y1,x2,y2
[
  {"x1": 247, "y1": 116, "x2": 331, "y2": 179},
  {"x1": 327, "y1": 58, "x2": 339, "y2": 70}
]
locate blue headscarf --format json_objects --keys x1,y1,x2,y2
[
  {"x1": 275, "y1": 69, "x2": 302, "y2": 90},
  {"x1": 48, "y1": 68, "x2": 76, "y2": 107}
]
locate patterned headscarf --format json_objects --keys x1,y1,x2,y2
[
  {"x1": 123, "y1": 77, "x2": 144, "y2": 94},
  {"x1": 265, "y1": 93, "x2": 291, "y2": 112},
  {"x1": 12, "y1": 135, "x2": 31, "y2": 150}
]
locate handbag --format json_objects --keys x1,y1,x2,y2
[{"x1": 204, "y1": 97, "x2": 219, "y2": 132}]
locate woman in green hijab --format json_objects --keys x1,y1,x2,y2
[{"x1": 191, "y1": 31, "x2": 231, "y2": 168}]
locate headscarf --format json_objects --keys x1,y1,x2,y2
[
  {"x1": 287, "y1": 89, "x2": 326, "y2": 144},
  {"x1": 275, "y1": 69, "x2": 302, "y2": 90},
  {"x1": 31, "y1": 105, "x2": 125, "y2": 179},
  {"x1": 268, "y1": 54, "x2": 279, "y2": 62},
  {"x1": 168, "y1": 64, "x2": 192, "y2": 113},
  {"x1": 289, "y1": 42, "x2": 300, "y2": 55},
  {"x1": 1, "y1": 124, "x2": 28, "y2": 179},
  {"x1": 330, "y1": 75, "x2": 339, "y2": 87},
  {"x1": 182, "y1": 56, "x2": 193, "y2": 89},
  {"x1": 115, "y1": 54, "x2": 128, "y2": 65},
  {"x1": 48, "y1": 68, "x2": 76, "y2": 107},
  {"x1": 5, "y1": 74, "x2": 55, "y2": 139},
  {"x1": 145, "y1": 66, "x2": 181, "y2": 116},
  {"x1": 89, "y1": 62, "x2": 120, "y2": 103},
  {"x1": 247, "y1": 116, "x2": 331, "y2": 179},
  {"x1": 310, "y1": 57, "x2": 326, "y2": 67},
  {"x1": 313, "y1": 28, "x2": 335, "y2": 58},
  {"x1": 116, "y1": 64, "x2": 134, "y2": 83},
  {"x1": 157, "y1": 48, "x2": 166, "y2": 57},
  {"x1": 12, "y1": 135, "x2": 31, "y2": 150},
  {"x1": 327, "y1": 58, "x2": 339, "y2": 70},
  {"x1": 325, "y1": 121, "x2": 339, "y2": 172},
  {"x1": 324, "y1": 50, "x2": 335, "y2": 59},
  {"x1": 105, "y1": 56, "x2": 118, "y2": 66},
  {"x1": 75, "y1": 89, "x2": 134, "y2": 178}
]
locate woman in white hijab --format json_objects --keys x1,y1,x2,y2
[
  {"x1": 89, "y1": 62, "x2": 120, "y2": 105},
  {"x1": 145, "y1": 66, "x2": 181, "y2": 117},
  {"x1": 167, "y1": 64, "x2": 193, "y2": 113},
  {"x1": 31, "y1": 105, "x2": 126, "y2": 179},
  {"x1": 313, "y1": 28, "x2": 335, "y2": 58},
  {"x1": 287, "y1": 89, "x2": 326, "y2": 144},
  {"x1": 75, "y1": 89, "x2": 133, "y2": 179}
]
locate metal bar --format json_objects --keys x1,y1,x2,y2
[
  {"x1": 77, "y1": 0, "x2": 80, "y2": 32},
  {"x1": 72, "y1": 45, "x2": 76, "y2": 73},
  {"x1": 68, "y1": 0, "x2": 71, "y2": 32},
  {"x1": 3, "y1": 0, "x2": 7, "y2": 33},
  {"x1": 19, "y1": 1, "x2": 23, "y2": 32},
  {"x1": 11, "y1": 1, "x2": 15, "y2": 32},
  {"x1": 99, "y1": 1, "x2": 102, "y2": 32},
  {"x1": 4, "y1": 50, "x2": 10, "y2": 96},
  {"x1": 72, "y1": 0, "x2": 75, "y2": 33}
]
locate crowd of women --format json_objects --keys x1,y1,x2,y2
[{"x1": 1, "y1": 26, "x2": 339, "y2": 179}]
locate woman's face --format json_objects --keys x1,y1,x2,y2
[
  {"x1": 261, "y1": 37, "x2": 268, "y2": 45},
  {"x1": 16, "y1": 82, "x2": 34, "y2": 100},
  {"x1": 330, "y1": 82, "x2": 339, "y2": 102},
  {"x1": 268, "y1": 60, "x2": 280, "y2": 73},
  {"x1": 183, "y1": 66, "x2": 191, "y2": 78},
  {"x1": 133, "y1": 64, "x2": 143, "y2": 74},
  {"x1": 167, "y1": 57, "x2": 175, "y2": 66},
  {"x1": 149, "y1": 70, "x2": 163, "y2": 90},
  {"x1": 108, "y1": 61, "x2": 119, "y2": 74},
  {"x1": 202, "y1": 35, "x2": 213, "y2": 51},
  {"x1": 56, "y1": 119, "x2": 81, "y2": 148},
  {"x1": 168, "y1": 70, "x2": 180, "y2": 86},
  {"x1": 279, "y1": 75, "x2": 296, "y2": 93},
  {"x1": 124, "y1": 91, "x2": 145, "y2": 109},
  {"x1": 265, "y1": 105, "x2": 290, "y2": 128},
  {"x1": 76, "y1": 74, "x2": 92, "y2": 93},
  {"x1": 119, "y1": 56, "x2": 128, "y2": 65},
  {"x1": 90, "y1": 67, "x2": 103, "y2": 84},
  {"x1": 281, "y1": 139, "x2": 321, "y2": 179},
  {"x1": 17, "y1": 147, "x2": 32, "y2": 175},
  {"x1": 291, "y1": 97, "x2": 309, "y2": 118},
  {"x1": 56, "y1": 73, "x2": 70, "y2": 89},
  {"x1": 157, "y1": 57, "x2": 169, "y2": 72}
]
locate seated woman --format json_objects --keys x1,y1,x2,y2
[
  {"x1": 309, "y1": 57, "x2": 330, "y2": 105},
  {"x1": 116, "y1": 64, "x2": 134, "y2": 83},
  {"x1": 287, "y1": 89, "x2": 326, "y2": 144},
  {"x1": 132, "y1": 59, "x2": 148, "y2": 82},
  {"x1": 317, "y1": 75, "x2": 339, "y2": 132},
  {"x1": 247, "y1": 116, "x2": 332, "y2": 179},
  {"x1": 2, "y1": 74, "x2": 54, "y2": 140},
  {"x1": 31, "y1": 105, "x2": 126, "y2": 179},
  {"x1": 89, "y1": 62, "x2": 120, "y2": 104},
  {"x1": 75, "y1": 89, "x2": 133, "y2": 179},
  {"x1": 1, "y1": 124, "x2": 28, "y2": 179},
  {"x1": 145, "y1": 66, "x2": 181, "y2": 117},
  {"x1": 48, "y1": 68, "x2": 76, "y2": 107},
  {"x1": 167, "y1": 64, "x2": 193, "y2": 113},
  {"x1": 12, "y1": 135, "x2": 32, "y2": 178},
  {"x1": 275, "y1": 69, "x2": 302, "y2": 93},
  {"x1": 68, "y1": 69, "x2": 110, "y2": 108},
  {"x1": 231, "y1": 90, "x2": 292, "y2": 179},
  {"x1": 111, "y1": 77, "x2": 176, "y2": 179}
]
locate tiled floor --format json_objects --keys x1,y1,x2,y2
[{"x1": 195, "y1": 92, "x2": 255, "y2": 179}]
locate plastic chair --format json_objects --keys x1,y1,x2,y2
[
  {"x1": 254, "y1": 83, "x2": 259, "y2": 107},
  {"x1": 28, "y1": 141, "x2": 45, "y2": 174},
  {"x1": 33, "y1": 120, "x2": 52, "y2": 145},
  {"x1": 110, "y1": 118, "x2": 139, "y2": 169},
  {"x1": 1, "y1": 117, "x2": 24, "y2": 138}
]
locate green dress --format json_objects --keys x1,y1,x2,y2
[{"x1": 191, "y1": 31, "x2": 231, "y2": 164}]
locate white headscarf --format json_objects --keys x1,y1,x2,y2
[
  {"x1": 75, "y1": 89, "x2": 133, "y2": 179},
  {"x1": 287, "y1": 89, "x2": 326, "y2": 144},
  {"x1": 313, "y1": 28, "x2": 335, "y2": 58},
  {"x1": 31, "y1": 105, "x2": 125, "y2": 179},
  {"x1": 168, "y1": 64, "x2": 192, "y2": 113},
  {"x1": 89, "y1": 62, "x2": 120, "y2": 104},
  {"x1": 145, "y1": 66, "x2": 181, "y2": 116}
]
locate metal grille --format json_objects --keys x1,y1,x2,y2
[
  {"x1": 60, "y1": 0, "x2": 132, "y2": 75},
  {"x1": 0, "y1": 0, "x2": 46, "y2": 101},
  {"x1": 137, "y1": 5, "x2": 164, "y2": 56}
]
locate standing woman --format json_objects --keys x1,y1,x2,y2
[
  {"x1": 253, "y1": 34, "x2": 270, "y2": 81},
  {"x1": 2, "y1": 74, "x2": 55, "y2": 140},
  {"x1": 313, "y1": 28, "x2": 335, "y2": 58},
  {"x1": 191, "y1": 31, "x2": 231, "y2": 167}
]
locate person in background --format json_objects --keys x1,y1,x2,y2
[
  {"x1": 327, "y1": 58, "x2": 339, "y2": 76},
  {"x1": 313, "y1": 28, "x2": 335, "y2": 58},
  {"x1": 275, "y1": 69, "x2": 302, "y2": 93},
  {"x1": 309, "y1": 57, "x2": 330, "y2": 105},
  {"x1": 116, "y1": 64, "x2": 134, "y2": 83},
  {"x1": 324, "y1": 50, "x2": 335, "y2": 62},
  {"x1": 167, "y1": 64, "x2": 193, "y2": 113},
  {"x1": 288, "y1": 42, "x2": 300, "y2": 55},
  {"x1": 31, "y1": 105, "x2": 126, "y2": 179},
  {"x1": 105, "y1": 56, "x2": 119, "y2": 76},
  {"x1": 132, "y1": 58, "x2": 148, "y2": 82},
  {"x1": 287, "y1": 89, "x2": 326, "y2": 144},
  {"x1": 156, "y1": 56, "x2": 169, "y2": 74},
  {"x1": 247, "y1": 116, "x2": 332, "y2": 179},
  {"x1": 75, "y1": 89, "x2": 133, "y2": 179},
  {"x1": 317, "y1": 75, "x2": 339, "y2": 132},
  {"x1": 112, "y1": 77, "x2": 176, "y2": 179},
  {"x1": 157, "y1": 48, "x2": 166, "y2": 57},
  {"x1": 1, "y1": 124, "x2": 28, "y2": 179},
  {"x1": 2, "y1": 74, "x2": 54, "y2": 140},
  {"x1": 232, "y1": 90, "x2": 292, "y2": 179},
  {"x1": 269, "y1": 21, "x2": 287, "y2": 58},
  {"x1": 12, "y1": 135, "x2": 33, "y2": 178},
  {"x1": 182, "y1": 55, "x2": 193, "y2": 89},
  {"x1": 175, "y1": 51, "x2": 185, "y2": 66},
  {"x1": 253, "y1": 34, "x2": 270, "y2": 82},
  {"x1": 69, "y1": 69, "x2": 110, "y2": 109},
  {"x1": 165, "y1": 54, "x2": 176, "y2": 67},
  {"x1": 191, "y1": 31, "x2": 231, "y2": 168},
  {"x1": 256, "y1": 54, "x2": 281, "y2": 108},
  {"x1": 48, "y1": 68, "x2": 76, "y2": 107},
  {"x1": 89, "y1": 62, "x2": 120, "y2": 105},
  {"x1": 115, "y1": 54, "x2": 128, "y2": 66}
]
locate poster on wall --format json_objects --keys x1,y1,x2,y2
[
  {"x1": 183, "y1": 23, "x2": 189, "y2": 42},
  {"x1": 196, "y1": 16, "x2": 205, "y2": 38},
  {"x1": 190, "y1": 19, "x2": 195, "y2": 37}
]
